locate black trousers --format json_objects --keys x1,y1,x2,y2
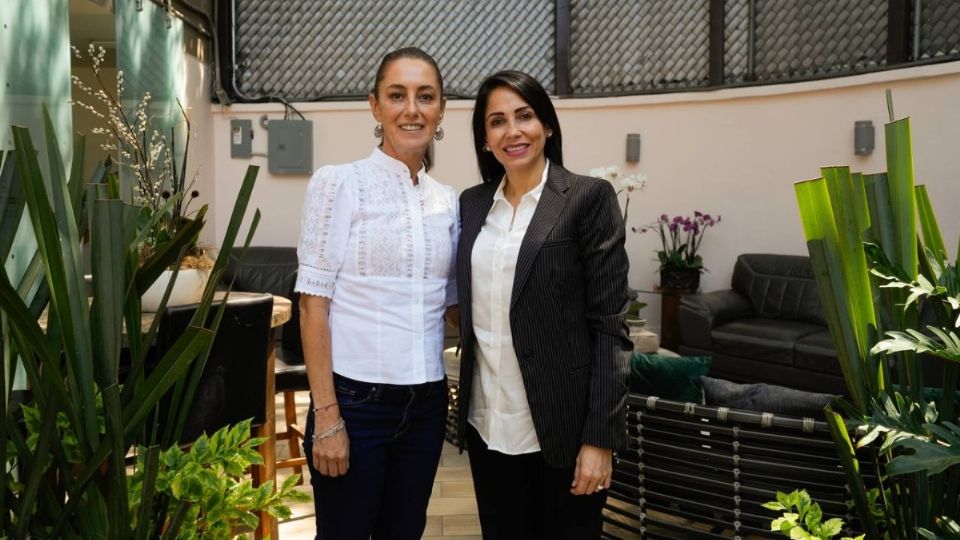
[{"x1": 465, "y1": 425, "x2": 607, "y2": 540}]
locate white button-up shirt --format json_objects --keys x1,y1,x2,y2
[
  {"x1": 295, "y1": 148, "x2": 458, "y2": 385},
  {"x1": 468, "y1": 162, "x2": 549, "y2": 454}
]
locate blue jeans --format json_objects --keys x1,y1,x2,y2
[{"x1": 303, "y1": 373, "x2": 448, "y2": 540}]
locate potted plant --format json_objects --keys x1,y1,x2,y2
[
  {"x1": 71, "y1": 44, "x2": 211, "y2": 310},
  {"x1": 0, "y1": 104, "x2": 305, "y2": 537},
  {"x1": 793, "y1": 91, "x2": 960, "y2": 539},
  {"x1": 764, "y1": 490, "x2": 864, "y2": 540},
  {"x1": 639, "y1": 212, "x2": 721, "y2": 291},
  {"x1": 588, "y1": 165, "x2": 646, "y2": 226}
]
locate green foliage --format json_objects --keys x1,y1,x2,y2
[
  {"x1": 625, "y1": 289, "x2": 647, "y2": 321},
  {"x1": 763, "y1": 489, "x2": 864, "y2": 540},
  {"x1": 794, "y1": 91, "x2": 960, "y2": 539},
  {"x1": 0, "y1": 110, "x2": 276, "y2": 539},
  {"x1": 127, "y1": 420, "x2": 309, "y2": 539}
]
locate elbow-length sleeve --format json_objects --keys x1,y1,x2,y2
[{"x1": 295, "y1": 166, "x2": 354, "y2": 298}]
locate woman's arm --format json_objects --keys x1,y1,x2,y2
[
  {"x1": 571, "y1": 178, "x2": 632, "y2": 495},
  {"x1": 300, "y1": 293, "x2": 349, "y2": 477}
]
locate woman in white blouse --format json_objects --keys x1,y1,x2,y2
[
  {"x1": 295, "y1": 47, "x2": 458, "y2": 540},
  {"x1": 456, "y1": 71, "x2": 632, "y2": 538}
]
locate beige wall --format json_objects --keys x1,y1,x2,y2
[{"x1": 202, "y1": 60, "x2": 960, "y2": 330}]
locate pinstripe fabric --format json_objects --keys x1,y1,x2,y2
[{"x1": 457, "y1": 164, "x2": 632, "y2": 468}]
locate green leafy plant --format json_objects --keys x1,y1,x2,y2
[
  {"x1": 0, "y1": 108, "x2": 284, "y2": 538},
  {"x1": 763, "y1": 489, "x2": 864, "y2": 540},
  {"x1": 127, "y1": 420, "x2": 309, "y2": 539},
  {"x1": 625, "y1": 289, "x2": 647, "y2": 324},
  {"x1": 794, "y1": 90, "x2": 960, "y2": 540}
]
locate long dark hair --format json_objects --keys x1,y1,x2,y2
[
  {"x1": 471, "y1": 70, "x2": 563, "y2": 183},
  {"x1": 371, "y1": 47, "x2": 444, "y2": 171}
]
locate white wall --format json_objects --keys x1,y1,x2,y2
[{"x1": 202, "y1": 61, "x2": 960, "y2": 330}]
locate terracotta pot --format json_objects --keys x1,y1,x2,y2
[{"x1": 659, "y1": 267, "x2": 700, "y2": 290}]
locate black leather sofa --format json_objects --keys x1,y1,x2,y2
[{"x1": 677, "y1": 253, "x2": 847, "y2": 395}]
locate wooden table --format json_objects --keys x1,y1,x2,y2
[
  {"x1": 635, "y1": 287, "x2": 696, "y2": 351},
  {"x1": 253, "y1": 294, "x2": 290, "y2": 540},
  {"x1": 38, "y1": 291, "x2": 291, "y2": 333}
]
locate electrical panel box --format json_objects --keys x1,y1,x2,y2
[
  {"x1": 230, "y1": 119, "x2": 252, "y2": 158},
  {"x1": 267, "y1": 119, "x2": 313, "y2": 174}
]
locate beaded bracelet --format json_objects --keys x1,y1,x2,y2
[
  {"x1": 311, "y1": 402, "x2": 338, "y2": 413},
  {"x1": 313, "y1": 417, "x2": 346, "y2": 441}
]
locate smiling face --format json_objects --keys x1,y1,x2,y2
[
  {"x1": 369, "y1": 57, "x2": 444, "y2": 171},
  {"x1": 483, "y1": 86, "x2": 550, "y2": 178}
]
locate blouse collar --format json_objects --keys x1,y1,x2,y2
[
  {"x1": 493, "y1": 159, "x2": 550, "y2": 203},
  {"x1": 370, "y1": 146, "x2": 426, "y2": 182}
]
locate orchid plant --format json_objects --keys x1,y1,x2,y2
[
  {"x1": 591, "y1": 166, "x2": 648, "y2": 320},
  {"x1": 589, "y1": 165, "x2": 646, "y2": 225},
  {"x1": 638, "y1": 211, "x2": 721, "y2": 272}
]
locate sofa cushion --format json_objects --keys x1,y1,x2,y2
[
  {"x1": 630, "y1": 353, "x2": 711, "y2": 403},
  {"x1": 794, "y1": 330, "x2": 840, "y2": 375},
  {"x1": 222, "y1": 246, "x2": 298, "y2": 298},
  {"x1": 701, "y1": 376, "x2": 837, "y2": 418},
  {"x1": 731, "y1": 254, "x2": 825, "y2": 325},
  {"x1": 712, "y1": 318, "x2": 822, "y2": 366}
]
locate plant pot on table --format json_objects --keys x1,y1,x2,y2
[
  {"x1": 141, "y1": 268, "x2": 210, "y2": 311},
  {"x1": 659, "y1": 267, "x2": 701, "y2": 291}
]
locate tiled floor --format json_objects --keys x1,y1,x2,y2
[
  {"x1": 270, "y1": 392, "x2": 732, "y2": 539},
  {"x1": 274, "y1": 392, "x2": 482, "y2": 539}
]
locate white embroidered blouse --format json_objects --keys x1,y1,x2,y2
[{"x1": 295, "y1": 148, "x2": 458, "y2": 385}]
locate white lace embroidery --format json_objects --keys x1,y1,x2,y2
[{"x1": 295, "y1": 152, "x2": 456, "y2": 295}]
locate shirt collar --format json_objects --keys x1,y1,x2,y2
[
  {"x1": 369, "y1": 146, "x2": 426, "y2": 182},
  {"x1": 493, "y1": 160, "x2": 550, "y2": 203}
]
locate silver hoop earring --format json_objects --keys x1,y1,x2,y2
[
  {"x1": 374, "y1": 123, "x2": 383, "y2": 139},
  {"x1": 434, "y1": 125, "x2": 445, "y2": 141}
]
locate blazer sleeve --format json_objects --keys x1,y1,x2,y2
[{"x1": 578, "y1": 178, "x2": 632, "y2": 451}]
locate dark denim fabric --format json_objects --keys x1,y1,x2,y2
[{"x1": 303, "y1": 373, "x2": 448, "y2": 540}]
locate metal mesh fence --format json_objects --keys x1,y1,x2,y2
[
  {"x1": 751, "y1": 0, "x2": 887, "y2": 82},
  {"x1": 570, "y1": 0, "x2": 710, "y2": 94},
  {"x1": 228, "y1": 0, "x2": 960, "y2": 100},
  {"x1": 233, "y1": 0, "x2": 554, "y2": 100},
  {"x1": 724, "y1": 0, "x2": 750, "y2": 84},
  {"x1": 918, "y1": 0, "x2": 960, "y2": 60}
]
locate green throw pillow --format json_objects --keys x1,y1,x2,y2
[{"x1": 629, "y1": 352, "x2": 711, "y2": 403}]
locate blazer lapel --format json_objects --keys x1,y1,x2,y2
[
  {"x1": 458, "y1": 181, "x2": 498, "y2": 330},
  {"x1": 511, "y1": 164, "x2": 569, "y2": 309}
]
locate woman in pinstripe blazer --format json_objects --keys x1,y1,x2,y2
[{"x1": 456, "y1": 70, "x2": 633, "y2": 539}]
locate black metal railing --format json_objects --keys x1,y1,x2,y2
[{"x1": 219, "y1": 0, "x2": 960, "y2": 102}]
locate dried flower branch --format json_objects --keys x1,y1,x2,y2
[{"x1": 71, "y1": 45, "x2": 203, "y2": 265}]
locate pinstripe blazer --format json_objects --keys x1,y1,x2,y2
[{"x1": 456, "y1": 163, "x2": 632, "y2": 468}]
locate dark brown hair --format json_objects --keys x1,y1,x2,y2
[
  {"x1": 472, "y1": 70, "x2": 563, "y2": 182},
  {"x1": 371, "y1": 47, "x2": 444, "y2": 171}
]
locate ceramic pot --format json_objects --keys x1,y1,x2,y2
[
  {"x1": 141, "y1": 268, "x2": 209, "y2": 312},
  {"x1": 659, "y1": 267, "x2": 700, "y2": 291}
]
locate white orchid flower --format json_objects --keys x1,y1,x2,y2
[{"x1": 621, "y1": 173, "x2": 647, "y2": 193}]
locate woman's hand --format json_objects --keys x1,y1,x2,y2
[
  {"x1": 444, "y1": 305, "x2": 460, "y2": 328},
  {"x1": 570, "y1": 444, "x2": 612, "y2": 496},
  {"x1": 312, "y1": 413, "x2": 350, "y2": 477}
]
